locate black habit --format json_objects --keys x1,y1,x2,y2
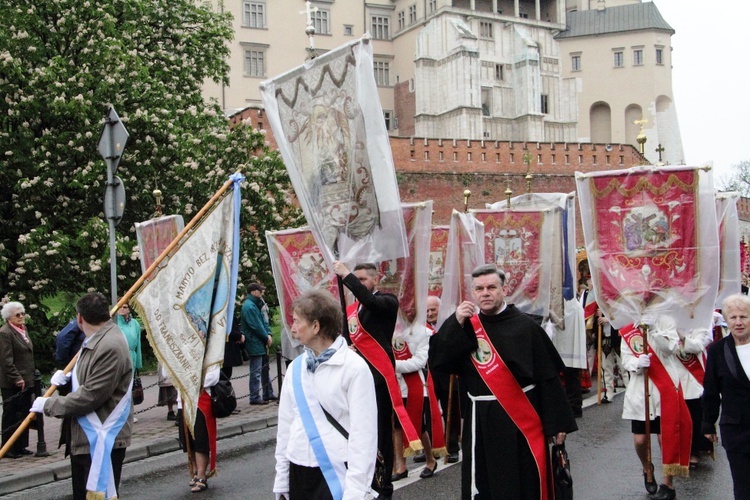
[{"x1": 429, "y1": 304, "x2": 578, "y2": 500}]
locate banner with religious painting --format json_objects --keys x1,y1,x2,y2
[
  {"x1": 576, "y1": 166, "x2": 719, "y2": 330},
  {"x1": 487, "y1": 193, "x2": 585, "y2": 367},
  {"x1": 428, "y1": 226, "x2": 450, "y2": 297},
  {"x1": 376, "y1": 202, "x2": 433, "y2": 338},
  {"x1": 437, "y1": 211, "x2": 485, "y2": 328},
  {"x1": 266, "y1": 227, "x2": 340, "y2": 339},
  {"x1": 260, "y1": 37, "x2": 407, "y2": 270},
  {"x1": 715, "y1": 192, "x2": 741, "y2": 308},
  {"x1": 135, "y1": 215, "x2": 185, "y2": 275}
]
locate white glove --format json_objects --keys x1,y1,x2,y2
[
  {"x1": 30, "y1": 397, "x2": 49, "y2": 413},
  {"x1": 636, "y1": 353, "x2": 651, "y2": 369},
  {"x1": 50, "y1": 370, "x2": 71, "y2": 387}
]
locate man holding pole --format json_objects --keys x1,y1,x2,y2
[
  {"x1": 30, "y1": 292, "x2": 133, "y2": 500},
  {"x1": 430, "y1": 264, "x2": 577, "y2": 499}
]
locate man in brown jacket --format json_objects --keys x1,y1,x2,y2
[{"x1": 31, "y1": 292, "x2": 133, "y2": 500}]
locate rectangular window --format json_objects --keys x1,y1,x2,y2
[
  {"x1": 439, "y1": 151, "x2": 444, "y2": 161},
  {"x1": 409, "y1": 4, "x2": 417, "y2": 24},
  {"x1": 633, "y1": 49, "x2": 643, "y2": 66},
  {"x1": 383, "y1": 110, "x2": 392, "y2": 131},
  {"x1": 428, "y1": 0, "x2": 437, "y2": 13},
  {"x1": 655, "y1": 48, "x2": 663, "y2": 65},
  {"x1": 481, "y1": 87, "x2": 491, "y2": 116},
  {"x1": 467, "y1": 152, "x2": 472, "y2": 162},
  {"x1": 571, "y1": 55, "x2": 581, "y2": 71},
  {"x1": 242, "y1": 2, "x2": 265, "y2": 28},
  {"x1": 453, "y1": 152, "x2": 457, "y2": 161},
  {"x1": 613, "y1": 51, "x2": 624, "y2": 68},
  {"x1": 495, "y1": 64, "x2": 504, "y2": 81},
  {"x1": 540, "y1": 94, "x2": 549, "y2": 114},
  {"x1": 480, "y1": 21, "x2": 493, "y2": 39},
  {"x1": 519, "y1": 12, "x2": 529, "y2": 19},
  {"x1": 371, "y1": 15, "x2": 390, "y2": 40},
  {"x1": 374, "y1": 61, "x2": 390, "y2": 86},
  {"x1": 398, "y1": 11, "x2": 405, "y2": 30},
  {"x1": 344, "y1": 24, "x2": 353, "y2": 36},
  {"x1": 565, "y1": 154, "x2": 569, "y2": 164},
  {"x1": 312, "y1": 10, "x2": 330, "y2": 35},
  {"x1": 244, "y1": 49, "x2": 265, "y2": 77}
]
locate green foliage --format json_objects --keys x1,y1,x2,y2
[{"x1": 0, "y1": 0, "x2": 303, "y2": 371}]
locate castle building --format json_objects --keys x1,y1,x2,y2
[{"x1": 204, "y1": 0, "x2": 683, "y2": 165}]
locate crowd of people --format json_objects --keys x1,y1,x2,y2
[{"x1": 2, "y1": 264, "x2": 748, "y2": 500}]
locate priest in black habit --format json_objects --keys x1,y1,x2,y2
[{"x1": 429, "y1": 264, "x2": 578, "y2": 500}]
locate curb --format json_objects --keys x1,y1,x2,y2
[{"x1": 0, "y1": 414, "x2": 278, "y2": 496}]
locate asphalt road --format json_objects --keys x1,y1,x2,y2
[{"x1": 5, "y1": 394, "x2": 734, "y2": 499}]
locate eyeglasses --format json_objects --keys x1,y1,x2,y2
[
  {"x1": 13, "y1": 312, "x2": 25, "y2": 318},
  {"x1": 120, "y1": 305, "x2": 130, "y2": 309}
]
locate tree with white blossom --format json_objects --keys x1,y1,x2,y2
[{"x1": 0, "y1": 0, "x2": 302, "y2": 363}]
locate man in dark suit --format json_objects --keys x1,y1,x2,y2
[
  {"x1": 0, "y1": 301, "x2": 36, "y2": 458},
  {"x1": 334, "y1": 261, "x2": 399, "y2": 500},
  {"x1": 703, "y1": 293, "x2": 750, "y2": 500}
]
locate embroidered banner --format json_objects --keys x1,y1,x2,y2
[
  {"x1": 715, "y1": 192, "x2": 741, "y2": 308},
  {"x1": 438, "y1": 211, "x2": 485, "y2": 328},
  {"x1": 576, "y1": 166, "x2": 719, "y2": 330},
  {"x1": 132, "y1": 176, "x2": 242, "y2": 434},
  {"x1": 266, "y1": 227, "x2": 340, "y2": 340},
  {"x1": 260, "y1": 37, "x2": 407, "y2": 268},
  {"x1": 377, "y1": 202, "x2": 433, "y2": 337},
  {"x1": 428, "y1": 225, "x2": 450, "y2": 297},
  {"x1": 135, "y1": 215, "x2": 185, "y2": 275}
]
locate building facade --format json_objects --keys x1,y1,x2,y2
[{"x1": 205, "y1": 0, "x2": 682, "y2": 164}]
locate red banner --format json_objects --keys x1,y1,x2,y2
[{"x1": 378, "y1": 205, "x2": 419, "y2": 325}]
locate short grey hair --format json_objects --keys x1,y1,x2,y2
[
  {"x1": 1, "y1": 302, "x2": 25, "y2": 321},
  {"x1": 722, "y1": 293, "x2": 750, "y2": 315},
  {"x1": 471, "y1": 264, "x2": 506, "y2": 285}
]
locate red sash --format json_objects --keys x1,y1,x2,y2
[
  {"x1": 197, "y1": 390, "x2": 217, "y2": 473},
  {"x1": 621, "y1": 324, "x2": 691, "y2": 477},
  {"x1": 583, "y1": 300, "x2": 597, "y2": 321},
  {"x1": 424, "y1": 323, "x2": 447, "y2": 454},
  {"x1": 347, "y1": 303, "x2": 423, "y2": 454},
  {"x1": 469, "y1": 315, "x2": 550, "y2": 500},
  {"x1": 677, "y1": 352, "x2": 705, "y2": 386}
]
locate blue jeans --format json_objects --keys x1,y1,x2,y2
[
  {"x1": 248, "y1": 356, "x2": 264, "y2": 403},
  {"x1": 262, "y1": 354, "x2": 276, "y2": 399}
]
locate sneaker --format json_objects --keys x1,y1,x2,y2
[{"x1": 264, "y1": 395, "x2": 279, "y2": 402}]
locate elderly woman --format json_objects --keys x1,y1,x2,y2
[
  {"x1": 0, "y1": 302, "x2": 36, "y2": 458},
  {"x1": 702, "y1": 294, "x2": 750, "y2": 500},
  {"x1": 274, "y1": 290, "x2": 377, "y2": 500}
]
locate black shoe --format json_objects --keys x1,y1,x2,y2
[
  {"x1": 167, "y1": 411, "x2": 177, "y2": 421},
  {"x1": 413, "y1": 451, "x2": 426, "y2": 463},
  {"x1": 643, "y1": 464, "x2": 658, "y2": 494},
  {"x1": 447, "y1": 452, "x2": 459, "y2": 463},
  {"x1": 391, "y1": 469, "x2": 408, "y2": 482},
  {"x1": 651, "y1": 484, "x2": 676, "y2": 500},
  {"x1": 264, "y1": 395, "x2": 279, "y2": 402},
  {"x1": 19, "y1": 449, "x2": 33, "y2": 455},
  {"x1": 250, "y1": 400, "x2": 269, "y2": 406},
  {"x1": 420, "y1": 462, "x2": 438, "y2": 479},
  {"x1": 601, "y1": 397, "x2": 611, "y2": 404},
  {"x1": 4, "y1": 452, "x2": 22, "y2": 459}
]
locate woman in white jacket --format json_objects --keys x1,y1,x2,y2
[{"x1": 273, "y1": 290, "x2": 377, "y2": 500}]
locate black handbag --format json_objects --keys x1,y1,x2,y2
[
  {"x1": 132, "y1": 372, "x2": 144, "y2": 406},
  {"x1": 211, "y1": 373, "x2": 237, "y2": 418},
  {"x1": 551, "y1": 443, "x2": 573, "y2": 500}
]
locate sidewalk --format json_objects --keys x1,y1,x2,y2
[{"x1": 0, "y1": 360, "x2": 283, "y2": 496}]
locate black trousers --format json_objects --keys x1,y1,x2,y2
[
  {"x1": 373, "y1": 382, "x2": 394, "y2": 498},
  {"x1": 726, "y1": 450, "x2": 750, "y2": 500},
  {"x1": 1, "y1": 387, "x2": 32, "y2": 453},
  {"x1": 289, "y1": 462, "x2": 334, "y2": 499},
  {"x1": 71, "y1": 447, "x2": 126, "y2": 500},
  {"x1": 563, "y1": 367, "x2": 583, "y2": 416},
  {"x1": 432, "y1": 371, "x2": 461, "y2": 454}
]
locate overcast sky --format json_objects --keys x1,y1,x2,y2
[{"x1": 651, "y1": 1, "x2": 750, "y2": 186}]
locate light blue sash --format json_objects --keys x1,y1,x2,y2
[
  {"x1": 72, "y1": 361, "x2": 132, "y2": 498},
  {"x1": 292, "y1": 354, "x2": 345, "y2": 500}
]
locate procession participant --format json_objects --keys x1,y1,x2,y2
[
  {"x1": 429, "y1": 264, "x2": 577, "y2": 499},
  {"x1": 242, "y1": 283, "x2": 273, "y2": 406},
  {"x1": 31, "y1": 292, "x2": 133, "y2": 500},
  {"x1": 333, "y1": 261, "x2": 408, "y2": 500},
  {"x1": 425, "y1": 295, "x2": 460, "y2": 463},
  {"x1": 702, "y1": 294, "x2": 750, "y2": 500},
  {"x1": 274, "y1": 290, "x2": 377, "y2": 500},
  {"x1": 580, "y1": 278, "x2": 596, "y2": 394},
  {"x1": 596, "y1": 309, "x2": 621, "y2": 404},
  {"x1": 620, "y1": 316, "x2": 691, "y2": 500},
  {"x1": 391, "y1": 321, "x2": 445, "y2": 481}
]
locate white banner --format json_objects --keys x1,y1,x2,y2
[
  {"x1": 716, "y1": 191, "x2": 741, "y2": 309},
  {"x1": 260, "y1": 36, "x2": 407, "y2": 269}
]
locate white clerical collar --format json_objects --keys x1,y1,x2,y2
[{"x1": 489, "y1": 302, "x2": 507, "y2": 316}]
